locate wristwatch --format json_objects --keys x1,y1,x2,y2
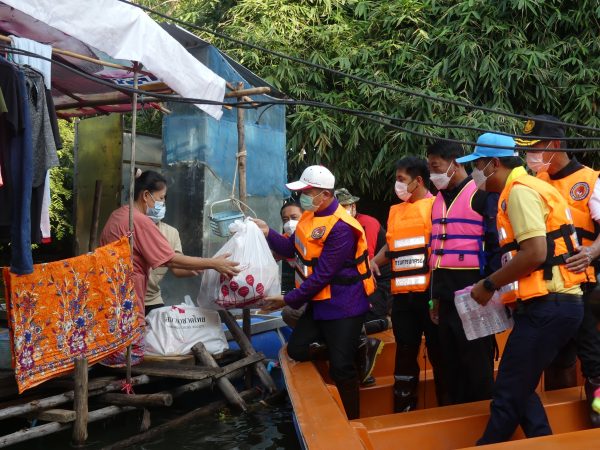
[{"x1": 483, "y1": 278, "x2": 497, "y2": 292}]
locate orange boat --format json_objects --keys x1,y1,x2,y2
[{"x1": 280, "y1": 329, "x2": 598, "y2": 449}]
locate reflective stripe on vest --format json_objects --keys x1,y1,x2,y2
[
  {"x1": 496, "y1": 173, "x2": 587, "y2": 303},
  {"x1": 538, "y1": 166, "x2": 599, "y2": 283},
  {"x1": 430, "y1": 180, "x2": 485, "y2": 270},
  {"x1": 386, "y1": 196, "x2": 434, "y2": 294},
  {"x1": 294, "y1": 205, "x2": 376, "y2": 300}
]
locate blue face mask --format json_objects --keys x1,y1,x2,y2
[
  {"x1": 300, "y1": 191, "x2": 324, "y2": 212},
  {"x1": 146, "y1": 192, "x2": 166, "y2": 223}
]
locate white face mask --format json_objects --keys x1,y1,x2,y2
[
  {"x1": 283, "y1": 219, "x2": 298, "y2": 235},
  {"x1": 430, "y1": 163, "x2": 455, "y2": 190},
  {"x1": 395, "y1": 179, "x2": 415, "y2": 201},
  {"x1": 526, "y1": 150, "x2": 554, "y2": 174},
  {"x1": 472, "y1": 160, "x2": 494, "y2": 190}
]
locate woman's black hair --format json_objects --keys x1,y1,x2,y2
[
  {"x1": 134, "y1": 170, "x2": 167, "y2": 200},
  {"x1": 280, "y1": 198, "x2": 302, "y2": 215}
]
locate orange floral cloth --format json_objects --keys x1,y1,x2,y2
[{"x1": 3, "y1": 237, "x2": 141, "y2": 393}]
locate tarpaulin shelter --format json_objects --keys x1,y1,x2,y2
[{"x1": 0, "y1": 0, "x2": 226, "y2": 119}]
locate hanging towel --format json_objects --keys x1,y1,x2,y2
[
  {"x1": 9, "y1": 35, "x2": 52, "y2": 89},
  {"x1": 40, "y1": 171, "x2": 51, "y2": 243},
  {"x1": 3, "y1": 237, "x2": 141, "y2": 393}
]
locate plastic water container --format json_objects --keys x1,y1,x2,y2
[{"x1": 454, "y1": 286, "x2": 513, "y2": 341}]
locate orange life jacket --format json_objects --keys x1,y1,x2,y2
[
  {"x1": 294, "y1": 205, "x2": 376, "y2": 301},
  {"x1": 497, "y1": 173, "x2": 586, "y2": 303},
  {"x1": 538, "y1": 165, "x2": 599, "y2": 282},
  {"x1": 385, "y1": 195, "x2": 434, "y2": 294}
]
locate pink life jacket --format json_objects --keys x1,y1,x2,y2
[{"x1": 430, "y1": 179, "x2": 485, "y2": 271}]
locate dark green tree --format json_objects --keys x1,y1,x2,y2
[{"x1": 140, "y1": 0, "x2": 600, "y2": 198}]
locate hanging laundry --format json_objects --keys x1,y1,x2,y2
[
  {"x1": 9, "y1": 35, "x2": 52, "y2": 88},
  {"x1": 3, "y1": 237, "x2": 140, "y2": 393},
  {"x1": 0, "y1": 56, "x2": 33, "y2": 274},
  {"x1": 40, "y1": 171, "x2": 51, "y2": 243}
]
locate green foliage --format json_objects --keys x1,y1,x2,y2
[
  {"x1": 141, "y1": 0, "x2": 600, "y2": 198},
  {"x1": 49, "y1": 120, "x2": 75, "y2": 240}
]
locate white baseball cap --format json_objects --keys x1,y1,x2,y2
[{"x1": 285, "y1": 165, "x2": 335, "y2": 191}]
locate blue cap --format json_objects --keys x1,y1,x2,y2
[{"x1": 455, "y1": 133, "x2": 518, "y2": 163}]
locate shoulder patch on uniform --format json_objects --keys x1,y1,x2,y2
[
  {"x1": 570, "y1": 182, "x2": 590, "y2": 201},
  {"x1": 311, "y1": 226, "x2": 326, "y2": 239}
]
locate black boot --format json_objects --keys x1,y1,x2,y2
[
  {"x1": 584, "y1": 376, "x2": 600, "y2": 428},
  {"x1": 364, "y1": 318, "x2": 389, "y2": 335},
  {"x1": 544, "y1": 365, "x2": 577, "y2": 391},
  {"x1": 356, "y1": 335, "x2": 384, "y2": 384},
  {"x1": 308, "y1": 342, "x2": 329, "y2": 361},
  {"x1": 394, "y1": 374, "x2": 419, "y2": 412},
  {"x1": 336, "y1": 377, "x2": 360, "y2": 419}
]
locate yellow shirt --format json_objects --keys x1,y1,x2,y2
[
  {"x1": 145, "y1": 222, "x2": 183, "y2": 306},
  {"x1": 506, "y1": 168, "x2": 581, "y2": 295}
]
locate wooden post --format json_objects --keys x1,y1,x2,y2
[
  {"x1": 126, "y1": 63, "x2": 141, "y2": 384},
  {"x1": 191, "y1": 343, "x2": 247, "y2": 412},
  {"x1": 219, "y1": 310, "x2": 277, "y2": 393},
  {"x1": 88, "y1": 179, "x2": 103, "y2": 252},
  {"x1": 236, "y1": 81, "x2": 248, "y2": 209},
  {"x1": 72, "y1": 357, "x2": 88, "y2": 446},
  {"x1": 234, "y1": 81, "x2": 254, "y2": 388}
]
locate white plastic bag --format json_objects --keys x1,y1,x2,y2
[
  {"x1": 144, "y1": 297, "x2": 229, "y2": 356},
  {"x1": 454, "y1": 286, "x2": 513, "y2": 341},
  {"x1": 198, "y1": 218, "x2": 280, "y2": 309}
]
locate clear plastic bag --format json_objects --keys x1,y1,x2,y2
[
  {"x1": 454, "y1": 286, "x2": 513, "y2": 340},
  {"x1": 198, "y1": 218, "x2": 280, "y2": 309}
]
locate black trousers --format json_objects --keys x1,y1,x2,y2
[
  {"x1": 438, "y1": 292, "x2": 495, "y2": 404},
  {"x1": 365, "y1": 284, "x2": 392, "y2": 322},
  {"x1": 287, "y1": 304, "x2": 365, "y2": 382},
  {"x1": 391, "y1": 291, "x2": 445, "y2": 401},
  {"x1": 550, "y1": 285, "x2": 600, "y2": 378},
  {"x1": 478, "y1": 294, "x2": 584, "y2": 445}
]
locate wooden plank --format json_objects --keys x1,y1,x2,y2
[
  {"x1": 0, "y1": 375, "x2": 150, "y2": 421},
  {"x1": 98, "y1": 392, "x2": 172, "y2": 408},
  {"x1": 33, "y1": 409, "x2": 76, "y2": 423},
  {"x1": 191, "y1": 343, "x2": 247, "y2": 412},
  {"x1": 119, "y1": 362, "x2": 222, "y2": 380},
  {"x1": 166, "y1": 352, "x2": 265, "y2": 399},
  {"x1": 143, "y1": 354, "x2": 195, "y2": 366},
  {"x1": 0, "y1": 405, "x2": 136, "y2": 448}
]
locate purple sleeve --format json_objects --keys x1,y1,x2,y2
[
  {"x1": 284, "y1": 221, "x2": 357, "y2": 309},
  {"x1": 266, "y1": 228, "x2": 295, "y2": 258}
]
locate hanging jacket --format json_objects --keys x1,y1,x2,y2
[
  {"x1": 294, "y1": 205, "x2": 376, "y2": 301},
  {"x1": 386, "y1": 195, "x2": 434, "y2": 294},
  {"x1": 497, "y1": 173, "x2": 587, "y2": 303},
  {"x1": 538, "y1": 166, "x2": 599, "y2": 282},
  {"x1": 430, "y1": 180, "x2": 485, "y2": 271}
]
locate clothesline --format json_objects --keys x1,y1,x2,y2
[{"x1": 0, "y1": 33, "x2": 148, "y2": 74}]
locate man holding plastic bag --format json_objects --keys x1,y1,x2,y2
[
  {"x1": 460, "y1": 133, "x2": 586, "y2": 445},
  {"x1": 255, "y1": 165, "x2": 382, "y2": 420}
]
